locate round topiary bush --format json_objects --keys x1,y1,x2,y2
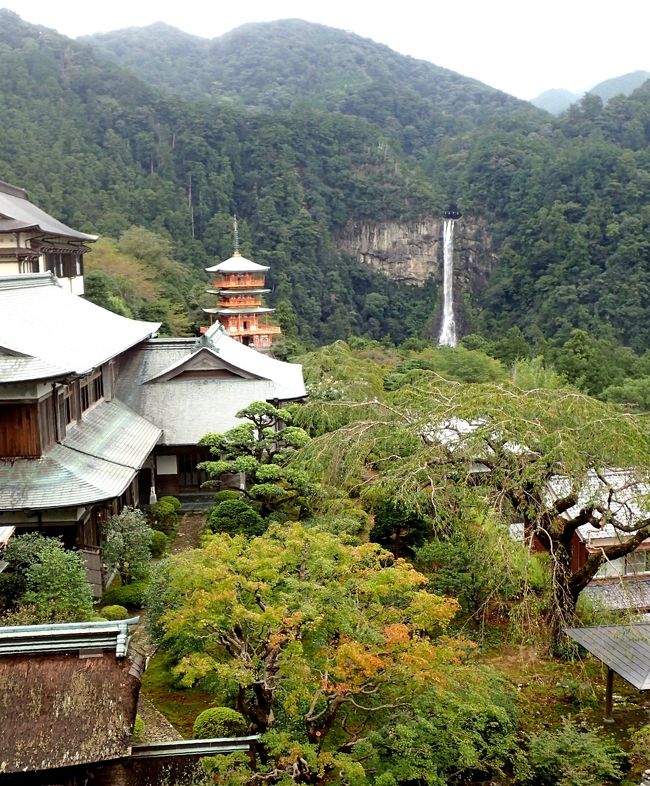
[
  {"x1": 101, "y1": 581, "x2": 148, "y2": 608},
  {"x1": 148, "y1": 496, "x2": 181, "y2": 536},
  {"x1": 100, "y1": 604, "x2": 130, "y2": 620},
  {"x1": 149, "y1": 530, "x2": 169, "y2": 558},
  {"x1": 207, "y1": 499, "x2": 265, "y2": 537},
  {"x1": 193, "y1": 707, "x2": 247, "y2": 739}
]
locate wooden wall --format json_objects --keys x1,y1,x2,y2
[{"x1": 0, "y1": 402, "x2": 41, "y2": 457}]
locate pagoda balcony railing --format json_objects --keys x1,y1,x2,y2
[
  {"x1": 214, "y1": 276, "x2": 266, "y2": 289},
  {"x1": 218, "y1": 297, "x2": 263, "y2": 308},
  {"x1": 227, "y1": 324, "x2": 282, "y2": 336}
]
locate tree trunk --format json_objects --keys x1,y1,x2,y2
[{"x1": 549, "y1": 541, "x2": 580, "y2": 658}]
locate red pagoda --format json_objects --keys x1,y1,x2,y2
[{"x1": 203, "y1": 220, "x2": 281, "y2": 350}]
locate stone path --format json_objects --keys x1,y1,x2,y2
[{"x1": 135, "y1": 511, "x2": 207, "y2": 743}]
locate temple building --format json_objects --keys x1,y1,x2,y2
[
  {"x1": 116, "y1": 321, "x2": 306, "y2": 497},
  {"x1": 203, "y1": 221, "x2": 281, "y2": 350},
  {"x1": 0, "y1": 179, "x2": 97, "y2": 294},
  {"x1": 0, "y1": 273, "x2": 161, "y2": 595}
]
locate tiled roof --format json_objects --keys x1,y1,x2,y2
[
  {"x1": 583, "y1": 579, "x2": 650, "y2": 611},
  {"x1": 566, "y1": 624, "x2": 650, "y2": 689},
  {"x1": 0, "y1": 180, "x2": 98, "y2": 241},
  {"x1": 116, "y1": 328, "x2": 306, "y2": 446},
  {"x1": 0, "y1": 274, "x2": 160, "y2": 381},
  {"x1": 0, "y1": 352, "x2": 70, "y2": 383},
  {"x1": 0, "y1": 399, "x2": 161, "y2": 510},
  {"x1": 205, "y1": 252, "x2": 269, "y2": 273},
  {"x1": 204, "y1": 323, "x2": 305, "y2": 396}
]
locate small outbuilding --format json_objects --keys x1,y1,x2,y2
[{"x1": 566, "y1": 624, "x2": 650, "y2": 721}]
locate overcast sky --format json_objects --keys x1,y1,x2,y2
[{"x1": 3, "y1": 0, "x2": 650, "y2": 99}]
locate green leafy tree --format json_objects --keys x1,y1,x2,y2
[
  {"x1": 199, "y1": 402, "x2": 316, "y2": 517},
  {"x1": 148, "y1": 523, "x2": 517, "y2": 785},
  {"x1": 102, "y1": 507, "x2": 154, "y2": 585},
  {"x1": 0, "y1": 534, "x2": 93, "y2": 623},
  {"x1": 297, "y1": 380, "x2": 650, "y2": 654}
]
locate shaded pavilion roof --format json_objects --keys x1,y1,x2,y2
[{"x1": 566, "y1": 624, "x2": 650, "y2": 690}]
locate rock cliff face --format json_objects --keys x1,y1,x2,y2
[
  {"x1": 337, "y1": 217, "x2": 494, "y2": 286},
  {"x1": 337, "y1": 216, "x2": 496, "y2": 332}
]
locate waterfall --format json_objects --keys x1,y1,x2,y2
[{"x1": 438, "y1": 218, "x2": 456, "y2": 347}]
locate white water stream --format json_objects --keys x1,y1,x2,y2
[{"x1": 438, "y1": 218, "x2": 456, "y2": 347}]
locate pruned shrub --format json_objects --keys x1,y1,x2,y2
[
  {"x1": 100, "y1": 604, "x2": 130, "y2": 620},
  {"x1": 102, "y1": 580, "x2": 148, "y2": 608},
  {"x1": 149, "y1": 530, "x2": 169, "y2": 558},
  {"x1": 518, "y1": 717, "x2": 625, "y2": 785},
  {"x1": 207, "y1": 499, "x2": 265, "y2": 537},
  {"x1": 149, "y1": 496, "x2": 181, "y2": 536},
  {"x1": 193, "y1": 707, "x2": 247, "y2": 739},
  {"x1": 213, "y1": 490, "x2": 242, "y2": 504}
]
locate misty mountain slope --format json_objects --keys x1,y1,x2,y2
[
  {"x1": 5, "y1": 10, "x2": 650, "y2": 352},
  {"x1": 83, "y1": 18, "x2": 543, "y2": 149}
]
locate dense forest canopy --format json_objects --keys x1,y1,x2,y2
[{"x1": 1, "y1": 10, "x2": 650, "y2": 360}]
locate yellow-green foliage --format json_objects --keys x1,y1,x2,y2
[
  {"x1": 193, "y1": 707, "x2": 247, "y2": 739},
  {"x1": 85, "y1": 229, "x2": 196, "y2": 335}
]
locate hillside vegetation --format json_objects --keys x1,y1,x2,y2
[{"x1": 1, "y1": 11, "x2": 650, "y2": 360}]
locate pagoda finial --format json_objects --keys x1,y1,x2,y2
[{"x1": 233, "y1": 215, "x2": 240, "y2": 257}]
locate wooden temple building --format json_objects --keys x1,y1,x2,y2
[
  {"x1": 0, "y1": 179, "x2": 97, "y2": 295},
  {"x1": 203, "y1": 222, "x2": 281, "y2": 351},
  {"x1": 0, "y1": 273, "x2": 162, "y2": 595}
]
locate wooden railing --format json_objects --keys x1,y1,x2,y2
[{"x1": 214, "y1": 276, "x2": 266, "y2": 289}]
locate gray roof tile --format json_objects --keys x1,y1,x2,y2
[
  {"x1": 0, "y1": 274, "x2": 160, "y2": 381},
  {"x1": 0, "y1": 399, "x2": 161, "y2": 510}
]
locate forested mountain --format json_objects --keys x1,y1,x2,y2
[
  {"x1": 3, "y1": 10, "x2": 650, "y2": 361},
  {"x1": 0, "y1": 10, "x2": 443, "y2": 343},
  {"x1": 531, "y1": 71, "x2": 650, "y2": 115},
  {"x1": 83, "y1": 19, "x2": 533, "y2": 126},
  {"x1": 591, "y1": 70, "x2": 650, "y2": 103}
]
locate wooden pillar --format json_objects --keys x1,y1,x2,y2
[{"x1": 604, "y1": 667, "x2": 614, "y2": 723}]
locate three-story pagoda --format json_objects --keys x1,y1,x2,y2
[{"x1": 203, "y1": 221, "x2": 281, "y2": 351}]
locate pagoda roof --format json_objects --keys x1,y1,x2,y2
[
  {"x1": 0, "y1": 273, "x2": 160, "y2": 381},
  {"x1": 212, "y1": 288, "x2": 271, "y2": 295},
  {"x1": 203, "y1": 306, "x2": 274, "y2": 315},
  {"x1": 0, "y1": 180, "x2": 98, "y2": 242},
  {"x1": 205, "y1": 252, "x2": 269, "y2": 273}
]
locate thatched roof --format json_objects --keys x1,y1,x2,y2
[{"x1": 0, "y1": 621, "x2": 142, "y2": 774}]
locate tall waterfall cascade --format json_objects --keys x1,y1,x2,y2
[{"x1": 438, "y1": 218, "x2": 456, "y2": 347}]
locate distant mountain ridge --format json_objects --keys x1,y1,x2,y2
[
  {"x1": 82, "y1": 19, "x2": 536, "y2": 129},
  {"x1": 4, "y1": 10, "x2": 650, "y2": 354},
  {"x1": 531, "y1": 70, "x2": 650, "y2": 114}
]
